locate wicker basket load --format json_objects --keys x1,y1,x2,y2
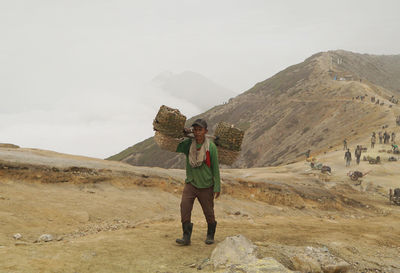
[
  {"x1": 153, "y1": 105, "x2": 186, "y2": 138},
  {"x1": 217, "y1": 146, "x2": 240, "y2": 166},
  {"x1": 152, "y1": 106, "x2": 244, "y2": 165},
  {"x1": 214, "y1": 122, "x2": 244, "y2": 151},
  {"x1": 154, "y1": 131, "x2": 182, "y2": 152},
  {"x1": 213, "y1": 122, "x2": 244, "y2": 165}
]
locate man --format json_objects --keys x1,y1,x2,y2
[
  {"x1": 344, "y1": 149, "x2": 352, "y2": 167},
  {"x1": 391, "y1": 132, "x2": 396, "y2": 143},
  {"x1": 355, "y1": 145, "x2": 362, "y2": 165},
  {"x1": 384, "y1": 131, "x2": 389, "y2": 144},
  {"x1": 175, "y1": 119, "x2": 220, "y2": 246},
  {"x1": 343, "y1": 139, "x2": 347, "y2": 150},
  {"x1": 379, "y1": 131, "x2": 383, "y2": 144}
]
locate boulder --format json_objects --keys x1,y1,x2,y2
[
  {"x1": 211, "y1": 234, "x2": 257, "y2": 268},
  {"x1": 210, "y1": 235, "x2": 293, "y2": 273},
  {"x1": 290, "y1": 246, "x2": 350, "y2": 273}
]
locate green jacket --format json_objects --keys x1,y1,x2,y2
[{"x1": 176, "y1": 138, "x2": 221, "y2": 192}]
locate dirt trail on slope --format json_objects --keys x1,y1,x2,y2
[{"x1": 1, "y1": 147, "x2": 400, "y2": 272}]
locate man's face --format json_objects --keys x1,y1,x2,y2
[{"x1": 193, "y1": 125, "x2": 208, "y2": 144}]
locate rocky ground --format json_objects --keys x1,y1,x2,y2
[{"x1": 1, "y1": 140, "x2": 400, "y2": 273}]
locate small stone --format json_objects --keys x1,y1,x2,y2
[
  {"x1": 234, "y1": 211, "x2": 241, "y2": 215},
  {"x1": 38, "y1": 234, "x2": 53, "y2": 242},
  {"x1": 13, "y1": 233, "x2": 22, "y2": 240}
]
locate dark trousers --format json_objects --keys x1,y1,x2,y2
[{"x1": 180, "y1": 183, "x2": 215, "y2": 224}]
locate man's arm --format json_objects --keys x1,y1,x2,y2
[{"x1": 176, "y1": 137, "x2": 191, "y2": 154}]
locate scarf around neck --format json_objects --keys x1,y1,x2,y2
[{"x1": 189, "y1": 137, "x2": 210, "y2": 168}]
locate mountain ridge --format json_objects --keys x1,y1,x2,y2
[{"x1": 108, "y1": 50, "x2": 400, "y2": 168}]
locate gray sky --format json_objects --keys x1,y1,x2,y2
[{"x1": 1, "y1": 0, "x2": 399, "y2": 158}]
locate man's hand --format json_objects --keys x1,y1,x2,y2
[{"x1": 214, "y1": 192, "x2": 220, "y2": 199}]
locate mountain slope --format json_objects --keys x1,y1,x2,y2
[{"x1": 108, "y1": 50, "x2": 400, "y2": 168}]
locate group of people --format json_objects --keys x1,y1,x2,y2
[
  {"x1": 343, "y1": 130, "x2": 397, "y2": 167},
  {"x1": 344, "y1": 145, "x2": 363, "y2": 167},
  {"x1": 374, "y1": 131, "x2": 396, "y2": 146}
]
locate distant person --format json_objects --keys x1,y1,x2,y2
[
  {"x1": 344, "y1": 149, "x2": 352, "y2": 167},
  {"x1": 384, "y1": 131, "x2": 390, "y2": 144},
  {"x1": 343, "y1": 139, "x2": 347, "y2": 150},
  {"x1": 371, "y1": 135, "x2": 376, "y2": 149},
  {"x1": 379, "y1": 131, "x2": 383, "y2": 144},
  {"x1": 392, "y1": 144, "x2": 399, "y2": 154},
  {"x1": 305, "y1": 149, "x2": 311, "y2": 159},
  {"x1": 355, "y1": 145, "x2": 362, "y2": 165},
  {"x1": 386, "y1": 133, "x2": 390, "y2": 144},
  {"x1": 391, "y1": 132, "x2": 396, "y2": 143}
]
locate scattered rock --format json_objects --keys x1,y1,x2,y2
[
  {"x1": 197, "y1": 258, "x2": 211, "y2": 270},
  {"x1": 290, "y1": 246, "x2": 351, "y2": 273},
  {"x1": 13, "y1": 233, "x2": 22, "y2": 240},
  {"x1": 222, "y1": 257, "x2": 293, "y2": 273},
  {"x1": 210, "y1": 235, "x2": 293, "y2": 272},
  {"x1": 211, "y1": 234, "x2": 257, "y2": 268},
  {"x1": 37, "y1": 234, "x2": 53, "y2": 242}
]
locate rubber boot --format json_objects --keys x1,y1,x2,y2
[
  {"x1": 176, "y1": 222, "x2": 193, "y2": 246},
  {"x1": 205, "y1": 221, "x2": 217, "y2": 245}
]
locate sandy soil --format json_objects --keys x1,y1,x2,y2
[{"x1": 1, "y1": 141, "x2": 400, "y2": 273}]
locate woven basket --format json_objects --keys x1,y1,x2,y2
[
  {"x1": 214, "y1": 122, "x2": 244, "y2": 152},
  {"x1": 217, "y1": 147, "x2": 240, "y2": 166},
  {"x1": 153, "y1": 105, "x2": 186, "y2": 138},
  {"x1": 154, "y1": 131, "x2": 182, "y2": 152}
]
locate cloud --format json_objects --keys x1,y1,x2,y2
[{"x1": 0, "y1": 83, "x2": 203, "y2": 158}]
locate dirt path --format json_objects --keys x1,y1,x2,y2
[{"x1": 1, "y1": 147, "x2": 400, "y2": 272}]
